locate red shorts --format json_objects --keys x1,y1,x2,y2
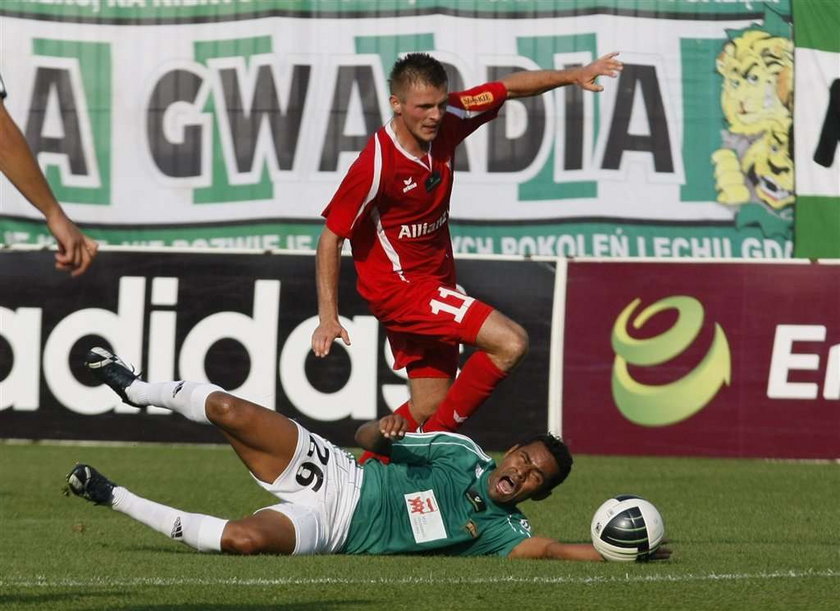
[{"x1": 378, "y1": 281, "x2": 493, "y2": 378}]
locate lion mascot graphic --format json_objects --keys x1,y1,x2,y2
[{"x1": 712, "y1": 27, "x2": 794, "y2": 236}]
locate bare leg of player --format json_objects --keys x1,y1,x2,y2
[
  {"x1": 69, "y1": 348, "x2": 302, "y2": 554},
  {"x1": 203, "y1": 391, "x2": 300, "y2": 485},
  {"x1": 407, "y1": 377, "x2": 452, "y2": 423},
  {"x1": 423, "y1": 310, "x2": 528, "y2": 432}
]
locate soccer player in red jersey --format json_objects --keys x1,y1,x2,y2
[{"x1": 312, "y1": 52, "x2": 623, "y2": 452}]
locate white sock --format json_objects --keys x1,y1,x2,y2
[
  {"x1": 126, "y1": 380, "x2": 221, "y2": 425},
  {"x1": 111, "y1": 487, "x2": 227, "y2": 552}
]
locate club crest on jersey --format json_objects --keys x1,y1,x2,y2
[
  {"x1": 402, "y1": 177, "x2": 417, "y2": 193},
  {"x1": 425, "y1": 171, "x2": 442, "y2": 192},
  {"x1": 459, "y1": 91, "x2": 494, "y2": 109},
  {"x1": 465, "y1": 488, "x2": 486, "y2": 512}
]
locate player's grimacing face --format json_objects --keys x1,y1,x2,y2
[
  {"x1": 487, "y1": 441, "x2": 560, "y2": 505},
  {"x1": 390, "y1": 82, "x2": 448, "y2": 145}
]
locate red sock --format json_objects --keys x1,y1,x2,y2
[
  {"x1": 422, "y1": 352, "x2": 507, "y2": 433},
  {"x1": 358, "y1": 402, "x2": 419, "y2": 465}
]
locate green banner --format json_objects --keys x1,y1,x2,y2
[
  {"x1": 2, "y1": 215, "x2": 791, "y2": 259},
  {"x1": 792, "y1": 0, "x2": 840, "y2": 52},
  {"x1": 0, "y1": 1, "x2": 792, "y2": 22},
  {"x1": 792, "y1": 0, "x2": 840, "y2": 257}
]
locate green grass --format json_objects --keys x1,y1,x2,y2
[{"x1": 1, "y1": 442, "x2": 838, "y2": 610}]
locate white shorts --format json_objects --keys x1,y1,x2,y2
[{"x1": 251, "y1": 421, "x2": 363, "y2": 555}]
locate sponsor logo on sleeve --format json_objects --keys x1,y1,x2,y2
[{"x1": 459, "y1": 91, "x2": 494, "y2": 109}]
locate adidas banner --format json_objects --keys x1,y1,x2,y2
[{"x1": 0, "y1": 248, "x2": 553, "y2": 449}]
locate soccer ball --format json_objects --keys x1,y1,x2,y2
[{"x1": 590, "y1": 495, "x2": 665, "y2": 562}]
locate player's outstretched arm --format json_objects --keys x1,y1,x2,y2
[
  {"x1": 0, "y1": 99, "x2": 98, "y2": 276},
  {"x1": 509, "y1": 536, "x2": 672, "y2": 561},
  {"x1": 508, "y1": 537, "x2": 605, "y2": 561},
  {"x1": 501, "y1": 52, "x2": 623, "y2": 99},
  {"x1": 312, "y1": 226, "x2": 351, "y2": 357},
  {"x1": 354, "y1": 414, "x2": 408, "y2": 455}
]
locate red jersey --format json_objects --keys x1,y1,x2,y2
[{"x1": 322, "y1": 81, "x2": 507, "y2": 320}]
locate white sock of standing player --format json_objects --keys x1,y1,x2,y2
[{"x1": 126, "y1": 380, "x2": 220, "y2": 425}]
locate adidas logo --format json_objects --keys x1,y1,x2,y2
[
  {"x1": 172, "y1": 381, "x2": 185, "y2": 398},
  {"x1": 170, "y1": 516, "x2": 183, "y2": 539}
]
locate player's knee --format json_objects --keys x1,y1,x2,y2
[
  {"x1": 502, "y1": 322, "x2": 529, "y2": 366},
  {"x1": 204, "y1": 393, "x2": 242, "y2": 428},
  {"x1": 221, "y1": 524, "x2": 267, "y2": 556}
]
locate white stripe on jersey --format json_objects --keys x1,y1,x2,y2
[
  {"x1": 349, "y1": 133, "x2": 383, "y2": 232},
  {"x1": 446, "y1": 104, "x2": 492, "y2": 120},
  {"x1": 367, "y1": 127, "x2": 407, "y2": 281},
  {"x1": 399, "y1": 431, "x2": 493, "y2": 463},
  {"x1": 370, "y1": 206, "x2": 405, "y2": 281},
  {"x1": 506, "y1": 515, "x2": 533, "y2": 538}
]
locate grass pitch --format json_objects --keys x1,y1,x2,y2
[{"x1": 0, "y1": 442, "x2": 837, "y2": 610}]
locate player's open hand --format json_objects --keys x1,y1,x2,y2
[
  {"x1": 578, "y1": 51, "x2": 623, "y2": 92},
  {"x1": 311, "y1": 320, "x2": 351, "y2": 357},
  {"x1": 648, "y1": 540, "x2": 672, "y2": 561},
  {"x1": 378, "y1": 414, "x2": 408, "y2": 440}
]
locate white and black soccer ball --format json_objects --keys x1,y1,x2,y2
[{"x1": 590, "y1": 495, "x2": 665, "y2": 562}]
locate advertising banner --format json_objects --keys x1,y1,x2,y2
[
  {"x1": 562, "y1": 259, "x2": 840, "y2": 458},
  {"x1": 0, "y1": 249, "x2": 554, "y2": 449},
  {"x1": 792, "y1": 0, "x2": 840, "y2": 258},
  {"x1": 0, "y1": 0, "x2": 795, "y2": 258}
]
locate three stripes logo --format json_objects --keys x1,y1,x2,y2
[
  {"x1": 172, "y1": 381, "x2": 186, "y2": 398},
  {"x1": 170, "y1": 517, "x2": 183, "y2": 539}
]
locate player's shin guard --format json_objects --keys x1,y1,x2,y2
[
  {"x1": 422, "y1": 351, "x2": 507, "y2": 433},
  {"x1": 358, "y1": 402, "x2": 419, "y2": 465},
  {"x1": 111, "y1": 487, "x2": 226, "y2": 552}
]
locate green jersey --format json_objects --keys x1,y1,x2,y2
[{"x1": 342, "y1": 432, "x2": 532, "y2": 556}]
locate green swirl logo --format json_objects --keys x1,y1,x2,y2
[{"x1": 611, "y1": 296, "x2": 731, "y2": 427}]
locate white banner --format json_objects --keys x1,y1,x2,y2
[{"x1": 0, "y1": 2, "x2": 796, "y2": 257}]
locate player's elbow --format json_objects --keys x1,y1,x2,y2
[
  {"x1": 354, "y1": 421, "x2": 390, "y2": 455},
  {"x1": 318, "y1": 226, "x2": 344, "y2": 252},
  {"x1": 353, "y1": 425, "x2": 365, "y2": 448},
  {"x1": 353, "y1": 422, "x2": 373, "y2": 450}
]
